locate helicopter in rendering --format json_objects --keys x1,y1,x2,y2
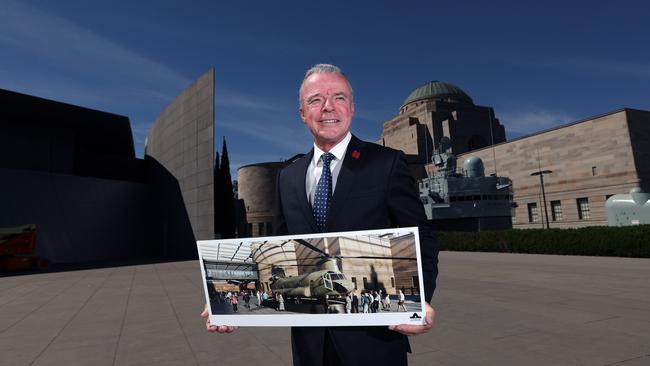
[{"x1": 259, "y1": 238, "x2": 416, "y2": 312}]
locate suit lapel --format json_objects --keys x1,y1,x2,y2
[
  {"x1": 327, "y1": 135, "x2": 364, "y2": 230},
  {"x1": 296, "y1": 149, "x2": 318, "y2": 232}
]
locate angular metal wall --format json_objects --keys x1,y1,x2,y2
[{"x1": 145, "y1": 69, "x2": 215, "y2": 240}]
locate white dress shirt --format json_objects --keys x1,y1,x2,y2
[{"x1": 306, "y1": 132, "x2": 352, "y2": 205}]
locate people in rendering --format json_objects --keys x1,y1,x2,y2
[
  {"x1": 397, "y1": 290, "x2": 407, "y2": 312},
  {"x1": 363, "y1": 292, "x2": 370, "y2": 313},
  {"x1": 346, "y1": 293, "x2": 352, "y2": 313},
  {"x1": 278, "y1": 293, "x2": 285, "y2": 311},
  {"x1": 384, "y1": 292, "x2": 392, "y2": 311},
  {"x1": 231, "y1": 294, "x2": 238, "y2": 313}
]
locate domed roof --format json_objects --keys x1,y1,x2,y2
[{"x1": 401, "y1": 81, "x2": 473, "y2": 108}]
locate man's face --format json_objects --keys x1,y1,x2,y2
[{"x1": 299, "y1": 72, "x2": 354, "y2": 151}]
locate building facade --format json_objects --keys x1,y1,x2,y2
[
  {"x1": 452, "y1": 109, "x2": 650, "y2": 228},
  {"x1": 379, "y1": 81, "x2": 506, "y2": 167},
  {"x1": 237, "y1": 79, "x2": 650, "y2": 232}
]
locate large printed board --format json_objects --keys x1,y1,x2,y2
[{"x1": 197, "y1": 227, "x2": 427, "y2": 327}]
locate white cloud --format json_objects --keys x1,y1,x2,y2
[
  {"x1": 548, "y1": 56, "x2": 650, "y2": 79},
  {"x1": 491, "y1": 47, "x2": 650, "y2": 80},
  {"x1": 216, "y1": 90, "x2": 286, "y2": 111},
  {"x1": 0, "y1": 1, "x2": 190, "y2": 101},
  {"x1": 219, "y1": 119, "x2": 311, "y2": 152},
  {"x1": 499, "y1": 107, "x2": 576, "y2": 136}
]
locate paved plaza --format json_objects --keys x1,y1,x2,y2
[{"x1": 1, "y1": 251, "x2": 649, "y2": 365}]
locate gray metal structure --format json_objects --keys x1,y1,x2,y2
[
  {"x1": 606, "y1": 188, "x2": 650, "y2": 226},
  {"x1": 418, "y1": 137, "x2": 514, "y2": 231},
  {"x1": 199, "y1": 241, "x2": 258, "y2": 281}
]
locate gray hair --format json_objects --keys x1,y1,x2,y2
[{"x1": 299, "y1": 63, "x2": 353, "y2": 106}]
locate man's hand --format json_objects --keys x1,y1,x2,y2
[
  {"x1": 388, "y1": 302, "x2": 435, "y2": 336},
  {"x1": 201, "y1": 304, "x2": 239, "y2": 334}
]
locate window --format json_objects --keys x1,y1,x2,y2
[
  {"x1": 412, "y1": 276, "x2": 419, "y2": 288},
  {"x1": 606, "y1": 194, "x2": 614, "y2": 200},
  {"x1": 266, "y1": 222, "x2": 273, "y2": 235},
  {"x1": 592, "y1": 166, "x2": 597, "y2": 176},
  {"x1": 247, "y1": 223, "x2": 252, "y2": 236},
  {"x1": 391, "y1": 277, "x2": 395, "y2": 288},
  {"x1": 351, "y1": 277, "x2": 357, "y2": 289},
  {"x1": 258, "y1": 222, "x2": 264, "y2": 235},
  {"x1": 362, "y1": 277, "x2": 368, "y2": 289},
  {"x1": 551, "y1": 200, "x2": 563, "y2": 221},
  {"x1": 527, "y1": 203, "x2": 539, "y2": 223},
  {"x1": 577, "y1": 198, "x2": 590, "y2": 220}
]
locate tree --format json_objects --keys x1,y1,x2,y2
[
  {"x1": 219, "y1": 138, "x2": 236, "y2": 238},
  {"x1": 213, "y1": 150, "x2": 222, "y2": 238},
  {"x1": 213, "y1": 137, "x2": 236, "y2": 239}
]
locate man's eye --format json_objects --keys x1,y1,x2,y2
[{"x1": 308, "y1": 98, "x2": 322, "y2": 105}]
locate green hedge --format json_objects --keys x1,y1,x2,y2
[{"x1": 438, "y1": 225, "x2": 650, "y2": 258}]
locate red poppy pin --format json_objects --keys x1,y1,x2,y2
[{"x1": 351, "y1": 150, "x2": 361, "y2": 159}]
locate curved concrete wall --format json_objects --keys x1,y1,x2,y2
[
  {"x1": 238, "y1": 162, "x2": 285, "y2": 236},
  {"x1": 145, "y1": 69, "x2": 215, "y2": 240}
]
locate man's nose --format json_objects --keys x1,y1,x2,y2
[{"x1": 322, "y1": 97, "x2": 335, "y2": 111}]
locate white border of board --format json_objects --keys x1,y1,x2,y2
[{"x1": 197, "y1": 227, "x2": 426, "y2": 327}]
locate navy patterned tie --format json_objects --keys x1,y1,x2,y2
[{"x1": 313, "y1": 152, "x2": 334, "y2": 232}]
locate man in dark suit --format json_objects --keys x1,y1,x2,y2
[
  {"x1": 273, "y1": 64, "x2": 439, "y2": 365},
  {"x1": 202, "y1": 64, "x2": 438, "y2": 365}
]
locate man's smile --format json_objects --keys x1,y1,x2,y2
[{"x1": 320, "y1": 119, "x2": 340, "y2": 124}]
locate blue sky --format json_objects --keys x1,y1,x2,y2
[{"x1": 2, "y1": 0, "x2": 650, "y2": 177}]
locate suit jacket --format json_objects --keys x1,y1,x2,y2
[{"x1": 273, "y1": 135, "x2": 439, "y2": 366}]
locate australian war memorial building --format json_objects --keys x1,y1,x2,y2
[
  {"x1": 378, "y1": 81, "x2": 506, "y2": 169},
  {"x1": 377, "y1": 81, "x2": 650, "y2": 230}
]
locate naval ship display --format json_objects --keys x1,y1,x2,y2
[{"x1": 418, "y1": 137, "x2": 514, "y2": 231}]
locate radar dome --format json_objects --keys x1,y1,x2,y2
[{"x1": 463, "y1": 156, "x2": 485, "y2": 177}]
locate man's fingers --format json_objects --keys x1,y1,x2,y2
[
  {"x1": 390, "y1": 322, "x2": 432, "y2": 336},
  {"x1": 201, "y1": 304, "x2": 238, "y2": 334},
  {"x1": 215, "y1": 325, "x2": 239, "y2": 333},
  {"x1": 424, "y1": 303, "x2": 436, "y2": 326},
  {"x1": 389, "y1": 303, "x2": 436, "y2": 335}
]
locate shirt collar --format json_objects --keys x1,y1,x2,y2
[{"x1": 312, "y1": 132, "x2": 352, "y2": 165}]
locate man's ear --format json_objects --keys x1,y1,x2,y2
[{"x1": 299, "y1": 107, "x2": 306, "y2": 123}]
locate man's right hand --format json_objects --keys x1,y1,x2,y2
[{"x1": 201, "y1": 304, "x2": 239, "y2": 333}]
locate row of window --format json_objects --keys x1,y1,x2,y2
[{"x1": 526, "y1": 197, "x2": 591, "y2": 223}]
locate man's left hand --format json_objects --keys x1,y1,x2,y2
[{"x1": 388, "y1": 302, "x2": 435, "y2": 336}]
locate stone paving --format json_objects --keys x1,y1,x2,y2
[{"x1": 1, "y1": 251, "x2": 649, "y2": 365}]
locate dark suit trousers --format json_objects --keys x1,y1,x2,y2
[{"x1": 292, "y1": 327, "x2": 409, "y2": 366}]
